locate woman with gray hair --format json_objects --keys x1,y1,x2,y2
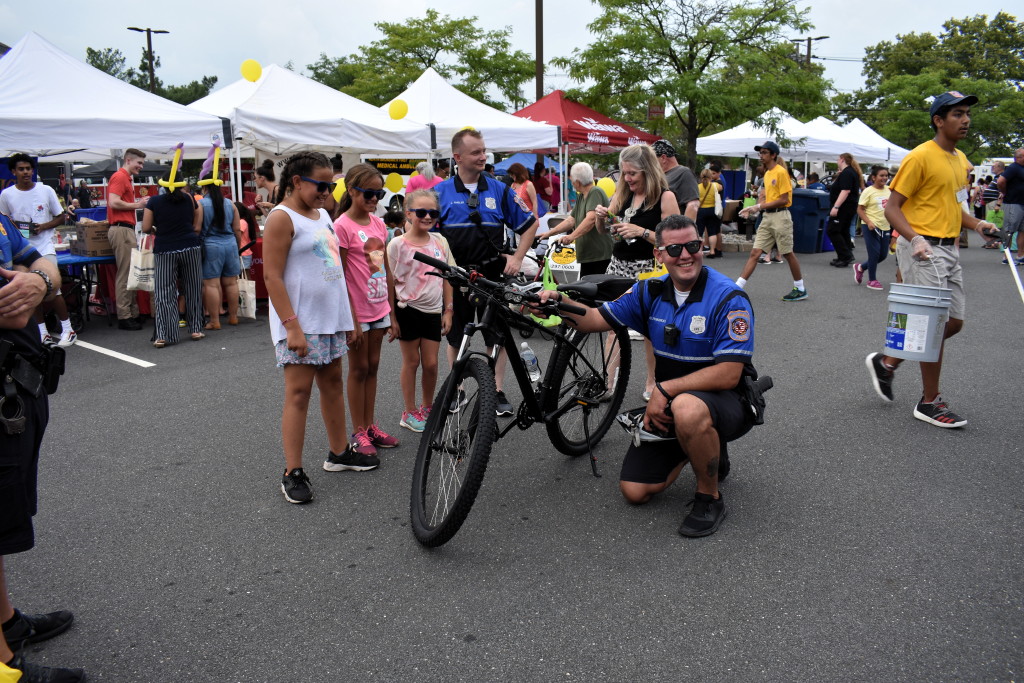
[
  {"x1": 545, "y1": 162, "x2": 614, "y2": 276},
  {"x1": 405, "y1": 160, "x2": 442, "y2": 193}
]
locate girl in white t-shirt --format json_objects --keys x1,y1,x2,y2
[
  {"x1": 386, "y1": 190, "x2": 455, "y2": 432},
  {"x1": 262, "y1": 152, "x2": 371, "y2": 505}
]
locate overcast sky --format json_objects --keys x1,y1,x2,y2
[{"x1": 0, "y1": 1, "x2": 1012, "y2": 105}]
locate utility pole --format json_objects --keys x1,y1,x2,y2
[
  {"x1": 127, "y1": 26, "x2": 169, "y2": 93},
  {"x1": 791, "y1": 35, "x2": 829, "y2": 68},
  {"x1": 535, "y1": 0, "x2": 544, "y2": 102}
]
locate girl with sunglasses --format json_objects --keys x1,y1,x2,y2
[
  {"x1": 386, "y1": 190, "x2": 455, "y2": 432},
  {"x1": 335, "y1": 163, "x2": 400, "y2": 456},
  {"x1": 263, "y1": 152, "x2": 370, "y2": 504}
]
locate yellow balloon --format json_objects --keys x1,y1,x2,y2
[
  {"x1": 410, "y1": 171, "x2": 419, "y2": 177},
  {"x1": 384, "y1": 173, "x2": 404, "y2": 193},
  {"x1": 597, "y1": 177, "x2": 616, "y2": 197},
  {"x1": 388, "y1": 99, "x2": 409, "y2": 120},
  {"x1": 332, "y1": 178, "x2": 346, "y2": 202},
  {"x1": 240, "y1": 59, "x2": 262, "y2": 82}
]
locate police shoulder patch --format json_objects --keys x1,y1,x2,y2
[{"x1": 727, "y1": 310, "x2": 750, "y2": 341}]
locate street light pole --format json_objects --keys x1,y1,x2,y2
[
  {"x1": 796, "y1": 35, "x2": 829, "y2": 68},
  {"x1": 127, "y1": 26, "x2": 169, "y2": 93}
]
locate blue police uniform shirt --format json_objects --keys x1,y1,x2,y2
[
  {"x1": 600, "y1": 267, "x2": 754, "y2": 381},
  {"x1": 0, "y1": 212, "x2": 45, "y2": 355},
  {"x1": 435, "y1": 173, "x2": 535, "y2": 268}
]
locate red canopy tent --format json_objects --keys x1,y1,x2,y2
[{"x1": 514, "y1": 90, "x2": 659, "y2": 154}]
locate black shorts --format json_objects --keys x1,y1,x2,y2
[
  {"x1": 697, "y1": 207, "x2": 722, "y2": 237},
  {"x1": 619, "y1": 389, "x2": 750, "y2": 484},
  {"x1": 395, "y1": 304, "x2": 442, "y2": 342},
  {"x1": 0, "y1": 390, "x2": 48, "y2": 555},
  {"x1": 445, "y1": 287, "x2": 502, "y2": 348}
]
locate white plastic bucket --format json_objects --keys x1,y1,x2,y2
[{"x1": 884, "y1": 283, "x2": 952, "y2": 362}]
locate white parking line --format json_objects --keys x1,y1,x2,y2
[{"x1": 74, "y1": 340, "x2": 156, "y2": 368}]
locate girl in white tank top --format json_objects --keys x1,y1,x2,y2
[{"x1": 262, "y1": 153, "x2": 376, "y2": 505}]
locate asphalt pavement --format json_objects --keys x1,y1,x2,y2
[{"x1": 10, "y1": 242, "x2": 1023, "y2": 682}]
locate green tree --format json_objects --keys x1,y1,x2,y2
[
  {"x1": 85, "y1": 46, "x2": 218, "y2": 105},
  {"x1": 833, "y1": 12, "x2": 1024, "y2": 158},
  {"x1": 553, "y1": 0, "x2": 831, "y2": 168},
  {"x1": 306, "y1": 9, "x2": 534, "y2": 110}
]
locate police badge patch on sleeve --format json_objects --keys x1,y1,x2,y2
[
  {"x1": 512, "y1": 193, "x2": 529, "y2": 212},
  {"x1": 727, "y1": 310, "x2": 750, "y2": 341}
]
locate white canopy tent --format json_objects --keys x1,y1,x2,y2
[
  {"x1": 189, "y1": 64, "x2": 434, "y2": 198},
  {"x1": 798, "y1": 116, "x2": 896, "y2": 163},
  {"x1": 381, "y1": 68, "x2": 561, "y2": 154},
  {"x1": 0, "y1": 32, "x2": 229, "y2": 161},
  {"x1": 842, "y1": 118, "x2": 910, "y2": 164},
  {"x1": 695, "y1": 109, "x2": 811, "y2": 160}
]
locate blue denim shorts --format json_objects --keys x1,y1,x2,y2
[
  {"x1": 359, "y1": 314, "x2": 391, "y2": 332},
  {"x1": 203, "y1": 240, "x2": 241, "y2": 279}
]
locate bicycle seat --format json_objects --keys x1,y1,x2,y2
[{"x1": 557, "y1": 275, "x2": 635, "y2": 303}]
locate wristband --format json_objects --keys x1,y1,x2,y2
[
  {"x1": 30, "y1": 269, "x2": 53, "y2": 297},
  {"x1": 280, "y1": 314, "x2": 297, "y2": 325}
]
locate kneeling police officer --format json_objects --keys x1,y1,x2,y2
[{"x1": 538, "y1": 214, "x2": 763, "y2": 537}]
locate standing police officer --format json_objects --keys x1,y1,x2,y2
[
  {"x1": 539, "y1": 215, "x2": 759, "y2": 537},
  {"x1": 435, "y1": 129, "x2": 538, "y2": 416},
  {"x1": 0, "y1": 212, "x2": 84, "y2": 682}
]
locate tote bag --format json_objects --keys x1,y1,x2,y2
[
  {"x1": 127, "y1": 233, "x2": 155, "y2": 292},
  {"x1": 237, "y1": 260, "x2": 257, "y2": 319}
]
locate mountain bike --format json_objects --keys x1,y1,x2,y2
[{"x1": 408, "y1": 252, "x2": 635, "y2": 547}]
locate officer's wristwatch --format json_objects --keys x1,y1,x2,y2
[{"x1": 29, "y1": 269, "x2": 53, "y2": 297}]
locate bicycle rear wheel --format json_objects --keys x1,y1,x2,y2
[
  {"x1": 544, "y1": 326, "x2": 631, "y2": 456},
  {"x1": 410, "y1": 357, "x2": 498, "y2": 547}
]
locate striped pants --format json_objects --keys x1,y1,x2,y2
[{"x1": 154, "y1": 246, "x2": 204, "y2": 343}]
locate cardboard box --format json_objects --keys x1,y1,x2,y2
[{"x1": 71, "y1": 221, "x2": 113, "y2": 257}]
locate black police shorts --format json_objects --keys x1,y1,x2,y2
[
  {"x1": 445, "y1": 288, "x2": 502, "y2": 348},
  {"x1": 619, "y1": 389, "x2": 750, "y2": 484},
  {"x1": 0, "y1": 391, "x2": 48, "y2": 555},
  {"x1": 395, "y1": 304, "x2": 442, "y2": 343}
]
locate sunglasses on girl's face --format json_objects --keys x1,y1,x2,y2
[
  {"x1": 299, "y1": 176, "x2": 338, "y2": 194},
  {"x1": 352, "y1": 186, "x2": 386, "y2": 201},
  {"x1": 408, "y1": 208, "x2": 440, "y2": 219},
  {"x1": 657, "y1": 241, "x2": 703, "y2": 258}
]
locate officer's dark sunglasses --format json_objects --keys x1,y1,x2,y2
[
  {"x1": 657, "y1": 240, "x2": 703, "y2": 258},
  {"x1": 467, "y1": 192, "x2": 482, "y2": 227},
  {"x1": 409, "y1": 208, "x2": 440, "y2": 219},
  {"x1": 299, "y1": 176, "x2": 338, "y2": 194},
  {"x1": 352, "y1": 186, "x2": 387, "y2": 201}
]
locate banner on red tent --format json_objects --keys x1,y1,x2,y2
[{"x1": 515, "y1": 91, "x2": 659, "y2": 153}]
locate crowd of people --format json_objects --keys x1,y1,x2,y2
[{"x1": 0, "y1": 87, "x2": 1017, "y2": 681}]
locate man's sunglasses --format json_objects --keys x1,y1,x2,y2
[
  {"x1": 299, "y1": 176, "x2": 338, "y2": 194},
  {"x1": 408, "y1": 208, "x2": 440, "y2": 219},
  {"x1": 657, "y1": 241, "x2": 703, "y2": 258},
  {"x1": 352, "y1": 186, "x2": 387, "y2": 201}
]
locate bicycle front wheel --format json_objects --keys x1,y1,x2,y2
[
  {"x1": 544, "y1": 326, "x2": 631, "y2": 456},
  {"x1": 410, "y1": 357, "x2": 498, "y2": 547}
]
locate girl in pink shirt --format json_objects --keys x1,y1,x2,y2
[
  {"x1": 386, "y1": 189, "x2": 454, "y2": 432},
  {"x1": 335, "y1": 164, "x2": 399, "y2": 455}
]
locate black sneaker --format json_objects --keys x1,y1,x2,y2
[
  {"x1": 495, "y1": 390, "x2": 513, "y2": 417},
  {"x1": 2, "y1": 609, "x2": 74, "y2": 650},
  {"x1": 913, "y1": 396, "x2": 967, "y2": 428},
  {"x1": 8, "y1": 653, "x2": 86, "y2": 683},
  {"x1": 323, "y1": 445, "x2": 379, "y2": 472},
  {"x1": 448, "y1": 388, "x2": 468, "y2": 413},
  {"x1": 718, "y1": 450, "x2": 731, "y2": 482},
  {"x1": 281, "y1": 468, "x2": 313, "y2": 504},
  {"x1": 865, "y1": 352, "x2": 894, "y2": 402},
  {"x1": 678, "y1": 492, "x2": 727, "y2": 537}
]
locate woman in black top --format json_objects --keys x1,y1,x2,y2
[
  {"x1": 594, "y1": 144, "x2": 680, "y2": 401},
  {"x1": 142, "y1": 178, "x2": 204, "y2": 347},
  {"x1": 827, "y1": 152, "x2": 864, "y2": 267}
]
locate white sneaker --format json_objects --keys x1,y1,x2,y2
[
  {"x1": 41, "y1": 333, "x2": 54, "y2": 345},
  {"x1": 57, "y1": 329, "x2": 78, "y2": 347}
]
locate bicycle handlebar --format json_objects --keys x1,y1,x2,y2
[{"x1": 412, "y1": 251, "x2": 587, "y2": 316}]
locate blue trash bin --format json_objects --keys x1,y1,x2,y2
[
  {"x1": 791, "y1": 189, "x2": 829, "y2": 253},
  {"x1": 74, "y1": 207, "x2": 107, "y2": 222}
]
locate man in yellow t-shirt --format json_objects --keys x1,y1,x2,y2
[
  {"x1": 865, "y1": 91, "x2": 998, "y2": 429},
  {"x1": 737, "y1": 141, "x2": 807, "y2": 301}
]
